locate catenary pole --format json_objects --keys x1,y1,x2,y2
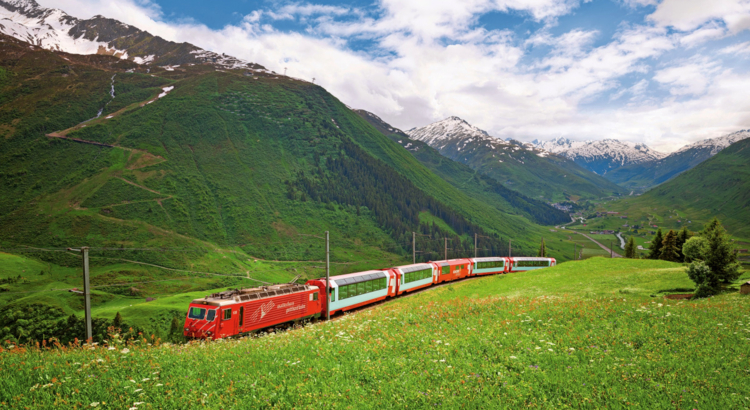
[
  {"x1": 82, "y1": 247, "x2": 92, "y2": 343},
  {"x1": 509, "y1": 239, "x2": 512, "y2": 258},
  {"x1": 444, "y1": 237, "x2": 448, "y2": 260},
  {"x1": 326, "y1": 231, "x2": 330, "y2": 321},
  {"x1": 413, "y1": 232, "x2": 416, "y2": 264},
  {"x1": 474, "y1": 233, "x2": 477, "y2": 258}
]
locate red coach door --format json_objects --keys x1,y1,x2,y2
[{"x1": 219, "y1": 307, "x2": 237, "y2": 338}]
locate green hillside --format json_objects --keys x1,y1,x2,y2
[
  {"x1": 602, "y1": 138, "x2": 750, "y2": 239},
  {"x1": 354, "y1": 109, "x2": 570, "y2": 226},
  {"x1": 450, "y1": 139, "x2": 625, "y2": 201},
  {"x1": 2, "y1": 258, "x2": 748, "y2": 408},
  {"x1": 0, "y1": 34, "x2": 556, "y2": 263},
  {"x1": 0, "y1": 34, "x2": 593, "y2": 339}
]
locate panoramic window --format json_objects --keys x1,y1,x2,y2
[
  {"x1": 405, "y1": 268, "x2": 431, "y2": 283},
  {"x1": 188, "y1": 307, "x2": 206, "y2": 320},
  {"x1": 516, "y1": 260, "x2": 550, "y2": 267},
  {"x1": 477, "y1": 261, "x2": 504, "y2": 269}
]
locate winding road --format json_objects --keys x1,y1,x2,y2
[{"x1": 578, "y1": 232, "x2": 622, "y2": 258}]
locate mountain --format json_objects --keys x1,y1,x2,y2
[
  {"x1": 354, "y1": 109, "x2": 570, "y2": 226},
  {"x1": 0, "y1": 28, "x2": 585, "y2": 268},
  {"x1": 608, "y1": 137, "x2": 750, "y2": 238},
  {"x1": 606, "y1": 130, "x2": 750, "y2": 189},
  {"x1": 0, "y1": 0, "x2": 265, "y2": 69},
  {"x1": 0, "y1": 30, "x2": 598, "y2": 338},
  {"x1": 406, "y1": 117, "x2": 627, "y2": 201},
  {"x1": 532, "y1": 137, "x2": 666, "y2": 176}
]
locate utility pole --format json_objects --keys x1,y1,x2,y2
[
  {"x1": 82, "y1": 247, "x2": 92, "y2": 342},
  {"x1": 574, "y1": 243, "x2": 576, "y2": 261},
  {"x1": 412, "y1": 232, "x2": 416, "y2": 264},
  {"x1": 474, "y1": 233, "x2": 477, "y2": 258},
  {"x1": 284, "y1": 67, "x2": 287, "y2": 76},
  {"x1": 610, "y1": 240, "x2": 613, "y2": 258},
  {"x1": 325, "y1": 231, "x2": 330, "y2": 321},
  {"x1": 444, "y1": 237, "x2": 448, "y2": 260}
]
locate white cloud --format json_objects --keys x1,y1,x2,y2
[
  {"x1": 653, "y1": 59, "x2": 720, "y2": 96},
  {"x1": 718, "y1": 40, "x2": 750, "y2": 54},
  {"x1": 648, "y1": 0, "x2": 750, "y2": 33}
]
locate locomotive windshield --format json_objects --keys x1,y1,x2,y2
[
  {"x1": 188, "y1": 307, "x2": 206, "y2": 320},
  {"x1": 206, "y1": 309, "x2": 216, "y2": 321}
]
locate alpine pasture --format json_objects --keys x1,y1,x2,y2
[{"x1": 2, "y1": 258, "x2": 748, "y2": 409}]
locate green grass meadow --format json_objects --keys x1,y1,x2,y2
[{"x1": 1, "y1": 258, "x2": 748, "y2": 409}]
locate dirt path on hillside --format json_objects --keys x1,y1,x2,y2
[{"x1": 115, "y1": 176, "x2": 168, "y2": 196}]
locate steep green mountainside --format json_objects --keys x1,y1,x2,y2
[
  {"x1": 0, "y1": 33, "x2": 575, "y2": 264},
  {"x1": 605, "y1": 130, "x2": 750, "y2": 190},
  {"x1": 606, "y1": 148, "x2": 718, "y2": 190},
  {"x1": 406, "y1": 117, "x2": 627, "y2": 201},
  {"x1": 353, "y1": 109, "x2": 570, "y2": 226},
  {"x1": 601, "y1": 138, "x2": 750, "y2": 238},
  {"x1": 0, "y1": 34, "x2": 587, "y2": 338}
]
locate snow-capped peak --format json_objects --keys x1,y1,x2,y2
[
  {"x1": 532, "y1": 138, "x2": 666, "y2": 168},
  {"x1": 407, "y1": 116, "x2": 490, "y2": 146},
  {"x1": 0, "y1": 0, "x2": 263, "y2": 70},
  {"x1": 674, "y1": 130, "x2": 750, "y2": 156}
]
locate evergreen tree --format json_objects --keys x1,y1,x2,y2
[
  {"x1": 675, "y1": 226, "x2": 692, "y2": 262},
  {"x1": 113, "y1": 312, "x2": 123, "y2": 329},
  {"x1": 659, "y1": 230, "x2": 680, "y2": 262},
  {"x1": 625, "y1": 236, "x2": 637, "y2": 258},
  {"x1": 648, "y1": 229, "x2": 663, "y2": 259},
  {"x1": 537, "y1": 238, "x2": 546, "y2": 257},
  {"x1": 702, "y1": 218, "x2": 741, "y2": 284}
]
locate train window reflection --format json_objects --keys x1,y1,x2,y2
[{"x1": 188, "y1": 307, "x2": 206, "y2": 320}]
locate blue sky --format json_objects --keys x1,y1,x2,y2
[{"x1": 41, "y1": 0, "x2": 750, "y2": 151}]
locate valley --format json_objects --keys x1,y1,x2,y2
[{"x1": 0, "y1": 0, "x2": 749, "y2": 408}]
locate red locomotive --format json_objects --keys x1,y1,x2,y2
[{"x1": 184, "y1": 256, "x2": 556, "y2": 340}]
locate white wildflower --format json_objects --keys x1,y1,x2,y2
[{"x1": 121, "y1": 348, "x2": 130, "y2": 354}]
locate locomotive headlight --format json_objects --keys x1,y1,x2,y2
[{"x1": 184, "y1": 328, "x2": 189, "y2": 332}]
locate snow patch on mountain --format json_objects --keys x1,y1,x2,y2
[
  {"x1": 0, "y1": 0, "x2": 261, "y2": 70},
  {"x1": 407, "y1": 116, "x2": 491, "y2": 145},
  {"x1": 0, "y1": 1, "x2": 128, "y2": 57},
  {"x1": 674, "y1": 130, "x2": 750, "y2": 156},
  {"x1": 532, "y1": 137, "x2": 666, "y2": 167}
]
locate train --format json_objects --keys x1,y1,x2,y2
[{"x1": 183, "y1": 256, "x2": 556, "y2": 340}]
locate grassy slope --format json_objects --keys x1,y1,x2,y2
[
  {"x1": 0, "y1": 38, "x2": 585, "y2": 338},
  {"x1": 605, "y1": 145, "x2": 722, "y2": 190},
  {"x1": 601, "y1": 138, "x2": 750, "y2": 240},
  {"x1": 424, "y1": 134, "x2": 627, "y2": 202},
  {"x1": 354, "y1": 109, "x2": 570, "y2": 226},
  {"x1": 1, "y1": 259, "x2": 748, "y2": 408},
  {"x1": 0, "y1": 38, "x2": 565, "y2": 262}
]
